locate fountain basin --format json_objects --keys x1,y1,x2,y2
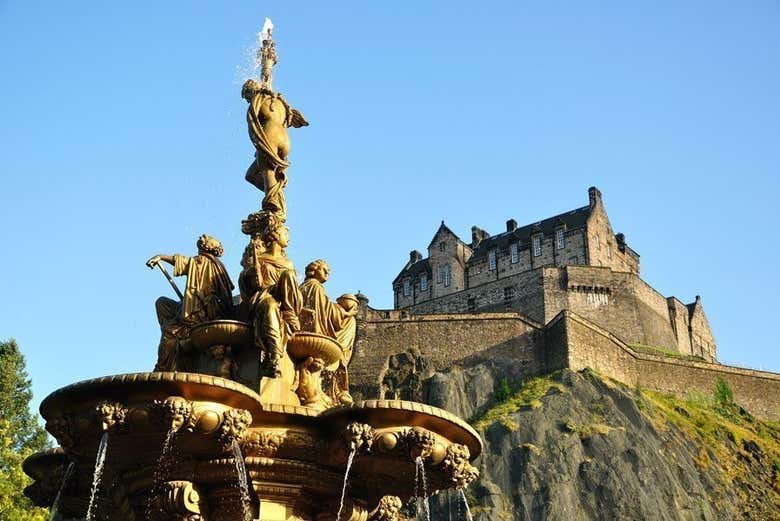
[{"x1": 27, "y1": 372, "x2": 481, "y2": 520}]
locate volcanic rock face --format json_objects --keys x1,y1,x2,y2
[{"x1": 408, "y1": 364, "x2": 780, "y2": 520}]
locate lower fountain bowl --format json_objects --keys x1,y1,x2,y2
[{"x1": 286, "y1": 332, "x2": 343, "y2": 366}]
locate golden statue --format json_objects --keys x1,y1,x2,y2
[
  {"x1": 299, "y1": 259, "x2": 358, "y2": 404},
  {"x1": 146, "y1": 235, "x2": 234, "y2": 372},
  {"x1": 238, "y1": 211, "x2": 301, "y2": 378},
  {"x1": 243, "y1": 18, "x2": 308, "y2": 218}
]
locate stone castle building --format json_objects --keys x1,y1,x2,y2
[
  {"x1": 391, "y1": 186, "x2": 716, "y2": 362},
  {"x1": 348, "y1": 186, "x2": 780, "y2": 421}
]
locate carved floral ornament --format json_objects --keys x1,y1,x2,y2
[
  {"x1": 149, "y1": 396, "x2": 196, "y2": 432},
  {"x1": 241, "y1": 430, "x2": 285, "y2": 457}
]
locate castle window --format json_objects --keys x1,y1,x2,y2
[
  {"x1": 439, "y1": 242, "x2": 446, "y2": 252},
  {"x1": 503, "y1": 286, "x2": 515, "y2": 303},
  {"x1": 467, "y1": 298, "x2": 476, "y2": 312},
  {"x1": 444, "y1": 264, "x2": 451, "y2": 287},
  {"x1": 420, "y1": 273, "x2": 428, "y2": 291},
  {"x1": 488, "y1": 250, "x2": 497, "y2": 271},
  {"x1": 510, "y1": 243, "x2": 519, "y2": 263},
  {"x1": 533, "y1": 235, "x2": 542, "y2": 257},
  {"x1": 594, "y1": 235, "x2": 600, "y2": 250},
  {"x1": 607, "y1": 243, "x2": 612, "y2": 259},
  {"x1": 403, "y1": 279, "x2": 411, "y2": 296},
  {"x1": 569, "y1": 255, "x2": 579, "y2": 265},
  {"x1": 437, "y1": 266, "x2": 443, "y2": 284},
  {"x1": 556, "y1": 229, "x2": 565, "y2": 250}
]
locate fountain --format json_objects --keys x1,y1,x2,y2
[{"x1": 22, "y1": 19, "x2": 480, "y2": 521}]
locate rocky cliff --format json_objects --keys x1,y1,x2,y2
[{"x1": 384, "y1": 355, "x2": 780, "y2": 520}]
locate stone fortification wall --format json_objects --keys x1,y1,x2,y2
[
  {"x1": 350, "y1": 311, "x2": 542, "y2": 399},
  {"x1": 552, "y1": 311, "x2": 780, "y2": 420},
  {"x1": 404, "y1": 264, "x2": 711, "y2": 360}
]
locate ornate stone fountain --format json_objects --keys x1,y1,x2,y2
[{"x1": 23, "y1": 19, "x2": 480, "y2": 521}]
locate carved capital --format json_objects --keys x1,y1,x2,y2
[
  {"x1": 441, "y1": 444, "x2": 479, "y2": 488},
  {"x1": 342, "y1": 422, "x2": 375, "y2": 454},
  {"x1": 149, "y1": 397, "x2": 195, "y2": 433},
  {"x1": 95, "y1": 401, "x2": 128, "y2": 432},
  {"x1": 368, "y1": 496, "x2": 402, "y2": 521},
  {"x1": 241, "y1": 430, "x2": 285, "y2": 457},
  {"x1": 218, "y1": 408, "x2": 253, "y2": 449},
  {"x1": 401, "y1": 427, "x2": 436, "y2": 461}
]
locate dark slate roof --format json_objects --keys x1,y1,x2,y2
[
  {"x1": 393, "y1": 258, "x2": 430, "y2": 284},
  {"x1": 469, "y1": 205, "x2": 592, "y2": 262}
]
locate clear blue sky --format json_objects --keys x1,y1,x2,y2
[{"x1": 1, "y1": 2, "x2": 778, "y2": 412}]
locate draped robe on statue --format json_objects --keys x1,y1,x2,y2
[
  {"x1": 299, "y1": 278, "x2": 356, "y2": 364},
  {"x1": 155, "y1": 254, "x2": 234, "y2": 371}
]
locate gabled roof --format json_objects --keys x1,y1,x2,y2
[
  {"x1": 392, "y1": 257, "x2": 430, "y2": 284},
  {"x1": 469, "y1": 205, "x2": 591, "y2": 262},
  {"x1": 427, "y1": 221, "x2": 466, "y2": 250}
]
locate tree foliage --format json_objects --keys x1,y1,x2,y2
[{"x1": 0, "y1": 339, "x2": 50, "y2": 520}]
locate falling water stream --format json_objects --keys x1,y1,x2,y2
[
  {"x1": 145, "y1": 427, "x2": 178, "y2": 519},
  {"x1": 49, "y1": 461, "x2": 76, "y2": 521},
  {"x1": 458, "y1": 488, "x2": 473, "y2": 521},
  {"x1": 414, "y1": 457, "x2": 431, "y2": 521},
  {"x1": 336, "y1": 449, "x2": 357, "y2": 521},
  {"x1": 86, "y1": 432, "x2": 109, "y2": 521},
  {"x1": 231, "y1": 440, "x2": 252, "y2": 521}
]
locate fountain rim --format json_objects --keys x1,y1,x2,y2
[
  {"x1": 322, "y1": 399, "x2": 483, "y2": 458},
  {"x1": 39, "y1": 371, "x2": 264, "y2": 418}
]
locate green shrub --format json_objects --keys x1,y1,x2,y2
[
  {"x1": 494, "y1": 377, "x2": 513, "y2": 403},
  {"x1": 714, "y1": 378, "x2": 734, "y2": 406}
]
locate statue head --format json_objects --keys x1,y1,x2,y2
[
  {"x1": 305, "y1": 259, "x2": 330, "y2": 283},
  {"x1": 197, "y1": 235, "x2": 224, "y2": 257},
  {"x1": 241, "y1": 79, "x2": 263, "y2": 102},
  {"x1": 257, "y1": 211, "x2": 288, "y2": 250}
]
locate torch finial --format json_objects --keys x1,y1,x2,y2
[{"x1": 257, "y1": 17, "x2": 277, "y2": 91}]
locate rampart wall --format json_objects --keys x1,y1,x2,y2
[
  {"x1": 351, "y1": 311, "x2": 542, "y2": 399},
  {"x1": 351, "y1": 307, "x2": 779, "y2": 420},
  {"x1": 551, "y1": 311, "x2": 780, "y2": 421}
]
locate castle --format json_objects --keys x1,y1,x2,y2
[
  {"x1": 392, "y1": 186, "x2": 716, "y2": 362},
  {"x1": 348, "y1": 187, "x2": 780, "y2": 421}
]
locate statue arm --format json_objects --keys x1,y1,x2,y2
[{"x1": 146, "y1": 254, "x2": 176, "y2": 269}]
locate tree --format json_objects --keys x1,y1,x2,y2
[{"x1": 0, "y1": 339, "x2": 50, "y2": 520}]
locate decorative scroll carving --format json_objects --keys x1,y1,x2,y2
[
  {"x1": 148, "y1": 480, "x2": 207, "y2": 521},
  {"x1": 95, "y1": 401, "x2": 127, "y2": 432},
  {"x1": 242, "y1": 430, "x2": 285, "y2": 457},
  {"x1": 218, "y1": 408, "x2": 253, "y2": 449},
  {"x1": 441, "y1": 444, "x2": 479, "y2": 488},
  {"x1": 368, "y1": 496, "x2": 402, "y2": 521},
  {"x1": 342, "y1": 422, "x2": 375, "y2": 454}
]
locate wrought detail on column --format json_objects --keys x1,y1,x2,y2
[
  {"x1": 218, "y1": 408, "x2": 253, "y2": 450},
  {"x1": 441, "y1": 443, "x2": 479, "y2": 488},
  {"x1": 368, "y1": 496, "x2": 402, "y2": 521}
]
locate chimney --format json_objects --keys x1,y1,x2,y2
[
  {"x1": 588, "y1": 186, "x2": 602, "y2": 209},
  {"x1": 471, "y1": 226, "x2": 490, "y2": 248},
  {"x1": 409, "y1": 250, "x2": 422, "y2": 264},
  {"x1": 615, "y1": 232, "x2": 626, "y2": 252},
  {"x1": 506, "y1": 218, "x2": 517, "y2": 233}
]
